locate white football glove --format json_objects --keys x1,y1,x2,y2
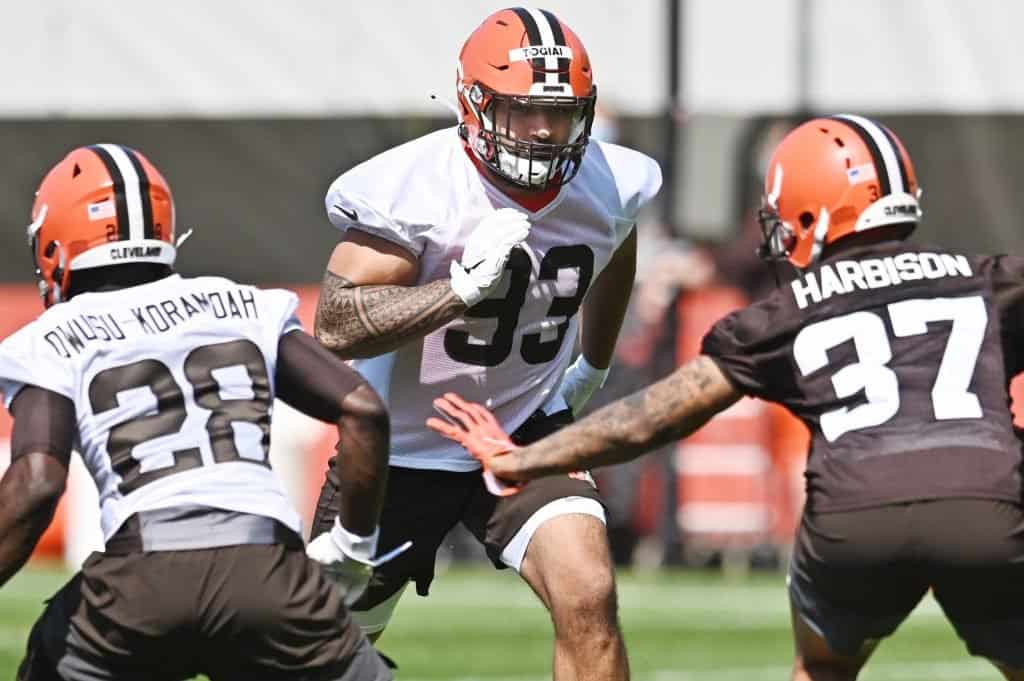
[
  {"x1": 557, "y1": 355, "x2": 610, "y2": 416},
  {"x1": 306, "y1": 520, "x2": 412, "y2": 607},
  {"x1": 449, "y1": 208, "x2": 531, "y2": 307}
]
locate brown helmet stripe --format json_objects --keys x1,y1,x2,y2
[
  {"x1": 512, "y1": 7, "x2": 546, "y2": 83},
  {"x1": 878, "y1": 124, "x2": 911, "y2": 191},
  {"x1": 87, "y1": 144, "x2": 153, "y2": 241},
  {"x1": 831, "y1": 114, "x2": 907, "y2": 196}
]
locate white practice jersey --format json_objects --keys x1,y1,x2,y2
[
  {"x1": 0, "y1": 275, "x2": 303, "y2": 540},
  {"x1": 325, "y1": 126, "x2": 661, "y2": 471}
]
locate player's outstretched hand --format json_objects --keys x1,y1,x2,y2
[
  {"x1": 449, "y1": 208, "x2": 531, "y2": 306},
  {"x1": 426, "y1": 392, "x2": 523, "y2": 496}
]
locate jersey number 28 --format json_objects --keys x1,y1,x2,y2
[{"x1": 88, "y1": 339, "x2": 271, "y2": 493}]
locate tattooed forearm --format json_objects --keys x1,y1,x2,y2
[
  {"x1": 501, "y1": 356, "x2": 742, "y2": 479},
  {"x1": 315, "y1": 271, "x2": 467, "y2": 359}
]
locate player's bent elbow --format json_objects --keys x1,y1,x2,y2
[
  {"x1": 313, "y1": 327, "x2": 383, "y2": 360},
  {"x1": 26, "y1": 481, "x2": 65, "y2": 514},
  {"x1": 19, "y1": 453, "x2": 68, "y2": 512},
  {"x1": 27, "y1": 486, "x2": 64, "y2": 527},
  {"x1": 342, "y1": 384, "x2": 391, "y2": 439},
  {"x1": 313, "y1": 319, "x2": 352, "y2": 355}
]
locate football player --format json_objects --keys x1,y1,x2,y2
[
  {"x1": 309, "y1": 7, "x2": 660, "y2": 679},
  {"x1": 428, "y1": 115, "x2": 1024, "y2": 681},
  {"x1": 1, "y1": 145, "x2": 394, "y2": 681}
]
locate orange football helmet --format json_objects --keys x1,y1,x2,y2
[
  {"x1": 457, "y1": 7, "x2": 596, "y2": 190},
  {"x1": 757, "y1": 114, "x2": 922, "y2": 269},
  {"x1": 28, "y1": 144, "x2": 177, "y2": 307}
]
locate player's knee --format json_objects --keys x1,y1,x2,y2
[{"x1": 549, "y1": 565, "x2": 619, "y2": 633}]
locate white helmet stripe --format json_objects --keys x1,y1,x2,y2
[
  {"x1": 835, "y1": 114, "x2": 905, "y2": 194},
  {"x1": 96, "y1": 143, "x2": 146, "y2": 240},
  {"x1": 539, "y1": 8, "x2": 572, "y2": 84},
  {"x1": 525, "y1": 7, "x2": 559, "y2": 86}
]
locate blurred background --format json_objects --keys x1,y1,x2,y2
[{"x1": 3, "y1": 1, "x2": 1024, "y2": 678}]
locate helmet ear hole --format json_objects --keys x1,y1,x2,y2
[
  {"x1": 799, "y1": 212, "x2": 815, "y2": 229},
  {"x1": 44, "y1": 240, "x2": 58, "y2": 258}
]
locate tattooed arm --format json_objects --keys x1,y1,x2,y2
[
  {"x1": 315, "y1": 229, "x2": 468, "y2": 359},
  {"x1": 489, "y1": 356, "x2": 742, "y2": 480},
  {"x1": 316, "y1": 272, "x2": 467, "y2": 359}
]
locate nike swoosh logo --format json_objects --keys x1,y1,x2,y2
[{"x1": 334, "y1": 204, "x2": 358, "y2": 222}]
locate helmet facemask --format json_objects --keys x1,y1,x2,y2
[
  {"x1": 756, "y1": 205, "x2": 795, "y2": 263},
  {"x1": 463, "y1": 82, "x2": 596, "y2": 191},
  {"x1": 25, "y1": 205, "x2": 66, "y2": 307}
]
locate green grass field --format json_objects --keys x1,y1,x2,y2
[{"x1": 0, "y1": 561, "x2": 999, "y2": 680}]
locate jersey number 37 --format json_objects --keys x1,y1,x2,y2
[{"x1": 794, "y1": 295, "x2": 987, "y2": 442}]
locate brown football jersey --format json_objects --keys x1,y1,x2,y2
[{"x1": 702, "y1": 241, "x2": 1024, "y2": 512}]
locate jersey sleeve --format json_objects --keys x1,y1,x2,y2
[
  {"x1": 986, "y1": 253, "x2": 1024, "y2": 315},
  {"x1": 596, "y1": 141, "x2": 663, "y2": 221},
  {"x1": 259, "y1": 287, "x2": 303, "y2": 338},
  {"x1": 0, "y1": 325, "x2": 75, "y2": 409},
  {"x1": 594, "y1": 141, "x2": 663, "y2": 250},
  {"x1": 699, "y1": 297, "x2": 793, "y2": 401},
  {"x1": 324, "y1": 148, "x2": 443, "y2": 258},
  {"x1": 326, "y1": 183, "x2": 424, "y2": 256},
  {"x1": 249, "y1": 286, "x2": 303, "y2": 393},
  {"x1": 620, "y1": 152, "x2": 662, "y2": 223},
  {"x1": 983, "y1": 254, "x2": 1024, "y2": 374}
]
